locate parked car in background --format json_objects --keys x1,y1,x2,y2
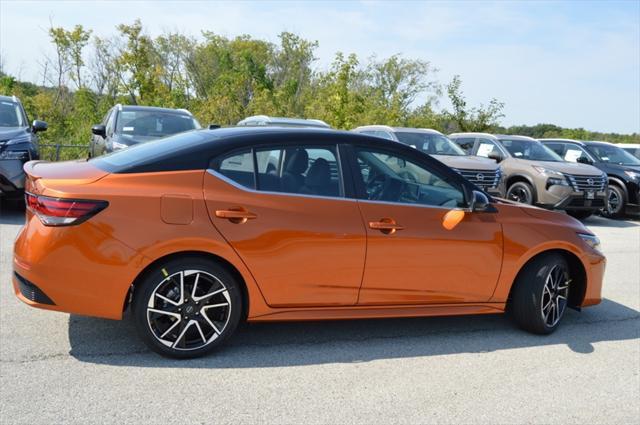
[
  {"x1": 541, "y1": 139, "x2": 640, "y2": 218},
  {"x1": 89, "y1": 105, "x2": 200, "y2": 157},
  {"x1": 352, "y1": 126, "x2": 503, "y2": 196},
  {"x1": 15, "y1": 127, "x2": 605, "y2": 358},
  {"x1": 237, "y1": 115, "x2": 331, "y2": 128},
  {"x1": 449, "y1": 133, "x2": 607, "y2": 220},
  {"x1": 616, "y1": 143, "x2": 640, "y2": 160},
  {"x1": 0, "y1": 95, "x2": 47, "y2": 201}
]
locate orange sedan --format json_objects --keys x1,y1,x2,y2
[{"x1": 13, "y1": 127, "x2": 605, "y2": 358}]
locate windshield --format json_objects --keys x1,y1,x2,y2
[
  {"x1": 587, "y1": 144, "x2": 640, "y2": 166},
  {"x1": 499, "y1": 138, "x2": 562, "y2": 162},
  {"x1": 0, "y1": 101, "x2": 27, "y2": 127},
  {"x1": 395, "y1": 132, "x2": 466, "y2": 156},
  {"x1": 116, "y1": 110, "x2": 200, "y2": 138}
]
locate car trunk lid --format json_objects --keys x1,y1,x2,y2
[{"x1": 24, "y1": 160, "x2": 109, "y2": 194}]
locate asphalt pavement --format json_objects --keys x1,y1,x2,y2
[{"x1": 1, "y1": 202, "x2": 638, "y2": 424}]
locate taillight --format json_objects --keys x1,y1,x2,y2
[{"x1": 25, "y1": 193, "x2": 108, "y2": 226}]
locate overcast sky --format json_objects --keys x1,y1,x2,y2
[{"x1": 1, "y1": 0, "x2": 638, "y2": 133}]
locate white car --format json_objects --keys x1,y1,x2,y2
[{"x1": 616, "y1": 143, "x2": 640, "y2": 159}]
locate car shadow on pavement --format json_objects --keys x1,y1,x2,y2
[
  {"x1": 68, "y1": 298, "x2": 639, "y2": 368},
  {"x1": 0, "y1": 201, "x2": 25, "y2": 225}
]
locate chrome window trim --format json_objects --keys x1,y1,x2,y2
[{"x1": 206, "y1": 168, "x2": 356, "y2": 203}]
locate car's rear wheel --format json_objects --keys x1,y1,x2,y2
[
  {"x1": 132, "y1": 257, "x2": 243, "y2": 359},
  {"x1": 602, "y1": 184, "x2": 625, "y2": 218},
  {"x1": 510, "y1": 253, "x2": 571, "y2": 334},
  {"x1": 566, "y1": 210, "x2": 592, "y2": 220},
  {"x1": 506, "y1": 181, "x2": 534, "y2": 205}
]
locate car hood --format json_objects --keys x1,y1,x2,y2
[
  {"x1": 0, "y1": 126, "x2": 29, "y2": 141},
  {"x1": 517, "y1": 159, "x2": 603, "y2": 175},
  {"x1": 496, "y1": 198, "x2": 590, "y2": 232},
  {"x1": 600, "y1": 162, "x2": 640, "y2": 173},
  {"x1": 432, "y1": 154, "x2": 498, "y2": 171}
]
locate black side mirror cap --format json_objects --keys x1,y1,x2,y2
[
  {"x1": 487, "y1": 152, "x2": 503, "y2": 163},
  {"x1": 576, "y1": 156, "x2": 592, "y2": 165},
  {"x1": 32, "y1": 120, "x2": 48, "y2": 133},
  {"x1": 91, "y1": 124, "x2": 107, "y2": 137},
  {"x1": 470, "y1": 190, "x2": 497, "y2": 213}
]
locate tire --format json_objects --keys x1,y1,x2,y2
[
  {"x1": 602, "y1": 184, "x2": 626, "y2": 218},
  {"x1": 132, "y1": 256, "x2": 243, "y2": 359},
  {"x1": 566, "y1": 210, "x2": 592, "y2": 220},
  {"x1": 506, "y1": 181, "x2": 534, "y2": 205},
  {"x1": 510, "y1": 253, "x2": 571, "y2": 335}
]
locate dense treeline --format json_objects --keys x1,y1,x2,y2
[{"x1": 0, "y1": 19, "x2": 637, "y2": 158}]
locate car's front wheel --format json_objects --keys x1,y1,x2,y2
[
  {"x1": 506, "y1": 181, "x2": 534, "y2": 205},
  {"x1": 132, "y1": 257, "x2": 243, "y2": 359},
  {"x1": 602, "y1": 184, "x2": 626, "y2": 218},
  {"x1": 510, "y1": 253, "x2": 571, "y2": 334}
]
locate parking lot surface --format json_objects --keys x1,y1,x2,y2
[{"x1": 1, "y1": 203, "x2": 638, "y2": 424}]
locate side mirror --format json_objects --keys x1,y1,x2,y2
[
  {"x1": 470, "y1": 190, "x2": 496, "y2": 213},
  {"x1": 576, "y1": 156, "x2": 592, "y2": 165},
  {"x1": 488, "y1": 152, "x2": 503, "y2": 163},
  {"x1": 91, "y1": 124, "x2": 106, "y2": 137},
  {"x1": 32, "y1": 120, "x2": 47, "y2": 133}
]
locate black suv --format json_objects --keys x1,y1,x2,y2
[
  {"x1": 541, "y1": 139, "x2": 640, "y2": 218},
  {"x1": 0, "y1": 95, "x2": 47, "y2": 199},
  {"x1": 89, "y1": 104, "x2": 200, "y2": 157}
]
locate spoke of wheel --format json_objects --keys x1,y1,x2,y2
[
  {"x1": 192, "y1": 287, "x2": 226, "y2": 303},
  {"x1": 156, "y1": 293, "x2": 179, "y2": 306},
  {"x1": 191, "y1": 272, "x2": 201, "y2": 299},
  {"x1": 194, "y1": 321, "x2": 207, "y2": 343},
  {"x1": 160, "y1": 317, "x2": 181, "y2": 339},
  {"x1": 201, "y1": 309, "x2": 222, "y2": 335},
  {"x1": 542, "y1": 299, "x2": 552, "y2": 311},
  {"x1": 172, "y1": 320, "x2": 195, "y2": 348},
  {"x1": 148, "y1": 308, "x2": 181, "y2": 320}
]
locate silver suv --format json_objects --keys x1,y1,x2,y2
[
  {"x1": 449, "y1": 133, "x2": 607, "y2": 219},
  {"x1": 352, "y1": 126, "x2": 503, "y2": 196}
]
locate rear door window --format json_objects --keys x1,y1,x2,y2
[{"x1": 255, "y1": 145, "x2": 343, "y2": 197}]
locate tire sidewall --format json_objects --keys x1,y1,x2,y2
[
  {"x1": 507, "y1": 181, "x2": 534, "y2": 205},
  {"x1": 132, "y1": 257, "x2": 243, "y2": 359},
  {"x1": 604, "y1": 185, "x2": 625, "y2": 218}
]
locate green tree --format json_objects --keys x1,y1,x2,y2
[{"x1": 445, "y1": 75, "x2": 504, "y2": 132}]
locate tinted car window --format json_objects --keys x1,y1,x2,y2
[
  {"x1": 499, "y1": 139, "x2": 562, "y2": 161},
  {"x1": 216, "y1": 149, "x2": 255, "y2": 189},
  {"x1": 116, "y1": 110, "x2": 200, "y2": 138},
  {"x1": 395, "y1": 132, "x2": 465, "y2": 156},
  {"x1": 451, "y1": 137, "x2": 475, "y2": 154},
  {"x1": 0, "y1": 101, "x2": 27, "y2": 127},
  {"x1": 91, "y1": 131, "x2": 210, "y2": 171},
  {"x1": 476, "y1": 139, "x2": 503, "y2": 158},
  {"x1": 254, "y1": 146, "x2": 342, "y2": 197},
  {"x1": 587, "y1": 144, "x2": 640, "y2": 166},
  {"x1": 354, "y1": 147, "x2": 465, "y2": 208}
]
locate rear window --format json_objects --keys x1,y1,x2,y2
[{"x1": 90, "y1": 131, "x2": 211, "y2": 172}]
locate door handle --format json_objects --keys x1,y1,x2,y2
[
  {"x1": 215, "y1": 208, "x2": 257, "y2": 224},
  {"x1": 368, "y1": 218, "x2": 404, "y2": 235}
]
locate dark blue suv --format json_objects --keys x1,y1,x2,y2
[{"x1": 0, "y1": 95, "x2": 47, "y2": 200}]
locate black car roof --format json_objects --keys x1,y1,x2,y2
[{"x1": 93, "y1": 126, "x2": 464, "y2": 183}]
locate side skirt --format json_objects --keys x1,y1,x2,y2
[{"x1": 247, "y1": 303, "x2": 505, "y2": 322}]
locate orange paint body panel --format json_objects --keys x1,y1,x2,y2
[{"x1": 14, "y1": 157, "x2": 605, "y2": 323}]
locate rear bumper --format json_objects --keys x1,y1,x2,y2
[{"x1": 13, "y1": 214, "x2": 145, "y2": 319}]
